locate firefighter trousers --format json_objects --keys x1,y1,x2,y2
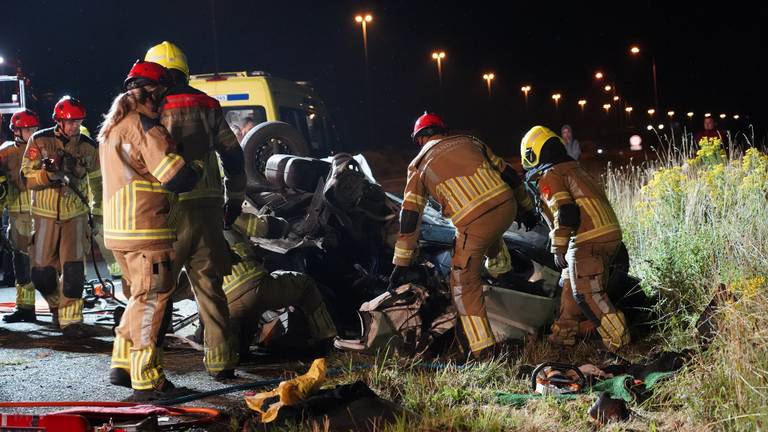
[
  {"x1": 553, "y1": 240, "x2": 630, "y2": 351},
  {"x1": 110, "y1": 248, "x2": 175, "y2": 390},
  {"x1": 172, "y1": 204, "x2": 236, "y2": 373},
  {"x1": 451, "y1": 199, "x2": 516, "y2": 356},
  {"x1": 227, "y1": 271, "x2": 337, "y2": 357},
  {"x1": 8, "y1": 212, "x2": 35, "y2": 309},
  {"x1": 30, "y1": 215, "x2": 87, "y2": 327}
]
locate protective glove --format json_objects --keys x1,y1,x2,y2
[
  {"x1": 519, "y1": 210, "x2": 540, "y2": 231},
  {"x1": 223, "y1": 198, "x2": 244, "y2": 227},
  {"x1": 42, "y1": 158, "x2": 60, "y2": 172},
  {"x1": 387, "y1": 265, "x2": 409, "y2": 293},
  {"x1": 264, "y1": 216, "x2": 290, "y2": 239},
  {"x1": 554, "y1": 252, "x2": 568, "y2": 270},
  {"x1": 42, "y1": 159, "x2": 64, "y2": 184}
]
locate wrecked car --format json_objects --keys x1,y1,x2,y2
[{"x1": 235, "y1": 144, "x2": 653, "y2": 356}]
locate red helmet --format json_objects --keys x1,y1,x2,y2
[
  {"x1": 52, "y1": 96, "x2": 86, "y2": 121},
  {"x1": 9, "y1": 109, "x2": 40, "y2": 130},
  {"x1": 411, "y1": 112, "x2": 447, "y2": 143},
  {"x1": 123, "y1": 60, "x2": 171, "y2": 91}
]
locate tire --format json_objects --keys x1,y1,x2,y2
[{"x1": 242, "y1": 121, "x2": 310, "y2": 188}]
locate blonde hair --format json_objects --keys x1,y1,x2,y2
[
  {"x1": 98, "y1": 91, "x2": 138, "y2": 142},
  {"x1": 98, "y1": 85, "x2": 160, "y2": 142}
]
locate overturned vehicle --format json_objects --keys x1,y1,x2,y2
[{"x1": 237, "y1": 146, "x2": 652, "y2": 357}]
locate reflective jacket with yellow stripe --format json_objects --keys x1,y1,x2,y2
[
  {"x1": 393, "y1": 135, "x2": 532, "y2": 267},
  {"x1": 0, "y1": 141, "x2": 31, "y2": 213},
  {"x1": 159, "y1": 85, "x2": 245, "y2": 208},
  {"x1": 535, "y1": 161, "x2": 621, "y2": 254},
  {"x1": 222, "y1": 213, "x2": 271, "y2": 300},
  {"x1": 21, "y1": 127, "x2": 99, "y2": 221},
  {"x1": 100, "y1": 105, "x2": 199, "y2": 251}
]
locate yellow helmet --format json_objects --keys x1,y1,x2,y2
[
  {"x1": 79, "y1": 125, "x2": 91, "y2": 138},
  {"x1": 520, "y1": 125, "x2": 561, "y2": 169},
  {"x1": 144, "y1": 41, "x2": 189, "y2": 79}
]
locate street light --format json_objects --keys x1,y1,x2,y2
[
  {"x1": 551, "y1": 93, "x2": 561, "y2": 110},
  {"x1": 613, "y1": 95, "x2": 620, "y2": 101},
  {"x1": 603, "y1": 103, "x2": 611, "y2": 114},
  {"x1": 704, "y1": 113, "x2": 712, "y2": 117},
  {"x1": 630, "y1": 44, "x2": 659, "y2": 109},
  {"x1": 354, "y1": 14, "x2": 373, "y2": 67},
  {"x1": 667, "y1": 110, "x2": 675, "y2": 118},
  {"x1": 647, "y1": 108, "x2": 656, "y2": 117},
  {"x1": 687, "y1": 112, "x2": 694, "y2": 118},
  {"x1": 595, "y1": 71, "x2": 604, "y2": 80},
  {"x1": 521, "y1": 85, "x2": 532, "y2": 106},
  {"x1": 604, "y1": 85, "x2": 612, "y2": 92},
  {"x1": 733, "y1": 114, "x2": 740, "y2": 120},
  {"x1": 658, "y1": 124, "x2": 665, "y2": 130},
  {"x1": 482, "y1": 73, "x2": 495, "y2": 96},
  {"x1": 578, "y1": 99, "x2": 587, "y2": 112},
  {"x1": 625, "y1": 106, "x2": 633, "y2": 114},
  {"x1": 719, "y1": 113, "x2": 726, "y2": 119},
  {"x1": 431, "y1": 51, "x2": 446, "y2": 87}
]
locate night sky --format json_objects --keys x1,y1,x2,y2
[{"x1": 1, "y1": 1, "x2": 764, "y2": 156}]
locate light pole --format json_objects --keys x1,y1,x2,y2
[
  {"x1": 482, "y1": 73, "x2": 495, "y2": 97},
  {"x1": 578, "y1": 99, "x2": 587, "y2": 113},
  {"x1": 551, "y1": 93, "x2": 561, "y2": 111},
  {"x1": 521, "y1": 85, "x2": 531, "y2": 107},
  {"x1": 355, "y1": 14, "x2": 374, "y2": 146},
  {"x1": 431, "y1": 51, "x2": 446, "y2": 87},
  {"x1": 630, "y1": 45, "x2": 659, "y2": 109},
  {"x1": 354, "y1": 14, "x2": 373, "y2": 68},
  {"x1": 603, "y1": 104, "x2": 611, "y2": 115}
]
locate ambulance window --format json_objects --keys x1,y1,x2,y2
[{"x1": 223, "y1": 106, "x2": 267, "y2": 129}]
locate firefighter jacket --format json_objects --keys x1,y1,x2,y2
[
  {"x1": 21, "y1": 127, "x2": 99, "y2": 221},
  {"x1": 159, "y1": 85, "x2": 245, "y2": 208},
  {"x1": 0, "y1": 141, "x2": 31, "y2": 213},
  {"x1": 99, "y1": 104, "x2": 201, "y2": 251},
  {"x1": 221, "y1": 213, "x2": 272, "y2": 300},
  {"x1": 533, "y1": 161, "x2": 621, "y2": 254},
  {"x1": 393, "y1": 134, "x2": 533, "y2": 267}
]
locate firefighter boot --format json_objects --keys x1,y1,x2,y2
[
  {"x1": 2, "y1": 308, "x2": 36, "y2": 323},
  {"x1": 109, "y1": 368, "x2": 132, "y2": 389}
]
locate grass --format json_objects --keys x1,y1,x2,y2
[{"x1": 246, "y1": 133, "x2": 768, "y2": 431}]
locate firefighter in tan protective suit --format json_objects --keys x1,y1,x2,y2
[
  {"x1": 145, "y1": 41, "x2": 246, "y2": 379},
  {"x1": 1, "y1": 110, "x2": 38, "y2": 323},
  {"x1": 390, "y1": 112, "x2": 538, "y2": 359},
  {"x1": 222, "y1": 213, "x2": 337, "y2": 361},
  {"x1": 520, "y1": 126, "x2": 630, "y2": 352},
  {"x1": 21, "y1": 97, "x2": 101, "y2": 337},
  {"x1": 104, "y1": 61, "x2": 202, "y2": 400}
]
